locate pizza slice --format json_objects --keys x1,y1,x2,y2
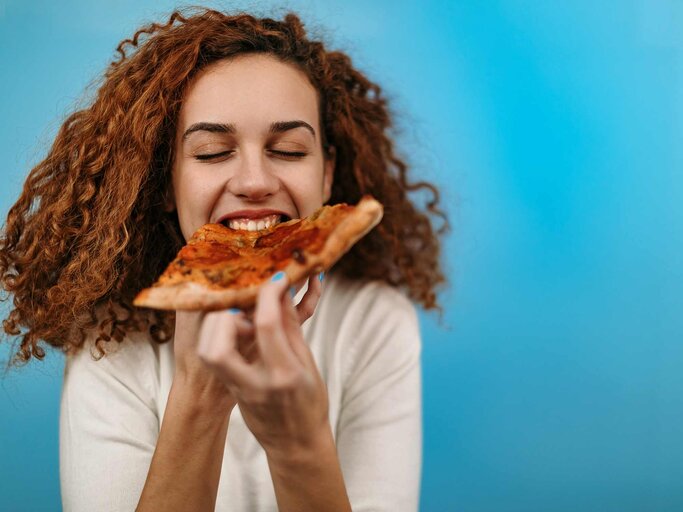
[{"x1": 133, "y1": 196, "x2": 383, "y2": 311}]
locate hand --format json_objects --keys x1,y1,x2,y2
[
  {"x1": 196, "y1": 272, "x2": 329, "y2": 460},
  {"x1": 172, "y1": 309, "x2": 238, "y2": 409}
]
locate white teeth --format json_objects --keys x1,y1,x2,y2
[{"x1": 227, "y1": 214, "x2": 282, "y2": 231}]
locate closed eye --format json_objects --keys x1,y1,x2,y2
[
  {"x1": 269, "y1": 150, "x2": 308, "y2": 160},
  {"x1": 194, "y1": 149, "x2": 309, "y2": 162},
  {"x1": 194, "y1": 150, "x2": 233, "y2": 161}
]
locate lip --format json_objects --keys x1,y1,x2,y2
[{"x1": 215, "y1": 209, "x2": 292, "y2": 224}]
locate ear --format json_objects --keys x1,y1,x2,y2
[{"x1": 322, "y1": 146, "x2": 336, "y2": 204}]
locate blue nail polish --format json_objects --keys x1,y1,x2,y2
[
  {"x1": 318, "y1": 272, "x2": 325, "y2": 283},
  {"x1": 228, "y1": 308, "x2": 240, "y2": 314},
  {"x1": 290, "y1": 286, "x2": 296, "y2": 298},
  {"x1": 271, "y1": 271, "x2": 285, "y2": 282}
]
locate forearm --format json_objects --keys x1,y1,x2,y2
[
  {"x1": 266, "y1": 425, "x2": 352, "y2": 512},
  {"x1": 137, "y1": 374, "x2": 234, "y2": 512}
]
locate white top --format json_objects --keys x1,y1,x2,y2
[{"x1": 60, "y1": 275, "x2": 422, "y2": 511}]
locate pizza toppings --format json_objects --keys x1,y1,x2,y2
[{"x1": 133, "y1": 196, "x2": 383, "y2": 311}]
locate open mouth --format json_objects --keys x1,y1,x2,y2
[{"x1": 220, "y1": 214, "x2": 291, "y2": 231}]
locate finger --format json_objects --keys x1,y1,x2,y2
[
  {"x1": 253, "y1": 271, "x2": 301, "y2": 371},
  {"x1": 235, "y1": 314, "x2": 258, "y2": 364},
  {"x1": 241, "y1": 307, "x2": 255, "y2": 324},
  {"x1": 294, "y1": 273, "x2": 323, "y2": 324},
  {"x1": 200, "y1": 336, "x2": 262, "y2": 391},
  {"x1": 280, "y1": 290, "x2": 318, "y2": 371},
  {"x1": 290, "y1": 277, "x2": 307, "y2": 298},
  {"x1": 237, "y1": 338, "x2": 259, "y2": 364},
  {"x1": 233, "y1": 313, "x2": 255, "y2": 338},
  {"x1": 197, "y1": 312, "x2": 264, "y2": 390},
  {"x1": 219, "y1": 309, "x2": 256, "y2": 342}
]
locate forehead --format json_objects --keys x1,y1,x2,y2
[{"x1": 178, "y1": 54, "x2": 320, "y2": 130}]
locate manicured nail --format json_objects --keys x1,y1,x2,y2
[
  {"x1": 271, "y1": 271, "x2": 285, "y2": 282},
  {"x1": 290, "y1": 286, "x2": 297, "y2": 298},
  {"x1": 228, "y1": 308, "x2": 240, "y2": 314},
  {"x1": 318, "y1": 272, "x2": 325, "y2": 283}
]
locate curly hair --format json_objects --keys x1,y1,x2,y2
[{"x1": 0, "y1": 8, "x2": 448, "y2": 366}]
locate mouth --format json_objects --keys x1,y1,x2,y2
[{"x1": 219, "y1": 213, "x2": 292, "y2": 231}]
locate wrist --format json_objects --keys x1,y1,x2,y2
[
  {"x1": 265, "y1": 422, "x2": 337, "y2": 470},
  {"x1": 172, "y1": 369, "x2": 236, "y2": 412},
  {"x1": 265, "y1": 424, "x2": 351, "y2": 512}
]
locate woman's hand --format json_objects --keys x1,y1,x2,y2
[
  {"x1": 172, "y1": 309, "x2": 239, "y2": 410},
  {"x1": 196, "y1": 272, "x2": 329, "y2": 461}
]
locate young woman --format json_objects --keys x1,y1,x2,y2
[{"x1": 0, "y1": 8, "x2": 446, "y2": 512}]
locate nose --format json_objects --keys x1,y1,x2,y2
[{"x1": 226, "y1": 148, "x2": 279, "y2": 201}]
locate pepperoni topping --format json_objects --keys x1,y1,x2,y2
[
  {"x1": 161, "y1": 202, "x2": 358, "y2": 288},
  {"x1": 178, "y1": 241, "x2": 240, "y2": 266}
]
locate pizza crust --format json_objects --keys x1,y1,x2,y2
[{"x1": 133, "y1": 197, "x2": 383, "y2": 311}]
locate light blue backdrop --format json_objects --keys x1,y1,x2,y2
[{"x1": 1, "y1": 1, "x2": 682, "y2": 511}]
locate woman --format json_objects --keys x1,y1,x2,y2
[{"x1": 0, "y1": 8, "x2": 446, "y2": 512}]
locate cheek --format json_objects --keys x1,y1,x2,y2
[
  {"x1": 287, "y1": 169, "x2": 326, "y2": 215},
  {"x1": 175, "y1": 173, "x2": 220, "y2": 236}
]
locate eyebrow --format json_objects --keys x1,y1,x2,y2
[{"x1": 182, "y1": 120, "x2": 316, "y2": 141}]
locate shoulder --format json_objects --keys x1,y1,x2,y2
[
  {"x1": 308, "y1": 273, "x2": 421, "y2": 377},
  {"x1": 68, "y1": 328, "x2": 157, "y2": 362},
  {"x1": 318, "y1": 273, "x2": 418, "y2": 326},
  {"x1": 63, "y1": 320, "x2": 164, "y2": 411}
]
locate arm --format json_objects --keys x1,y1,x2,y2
[
  {"x1": 60, "y1": 319, "x2": 236, "y2": 512},
  {"x1": 266, "y1": 425, "x2": 351, "y2": 512},
  {"x1": 136, "y1": 371, "x2": 234, "y2": 511},
  {"x1": 136, "y1": 309, "x2": 239, "y2": 511},
  {"x1": 197, "y1": 273, "x2": 352, "y2": 512}
]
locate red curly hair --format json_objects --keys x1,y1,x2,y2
[{"x1": 0, "y1": 8, "x2": 448, "y2": 366}]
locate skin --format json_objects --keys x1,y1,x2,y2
[
  {"x1": 137, "y1": 54, "x2": 351, "y2": 511},
  {"x1": 168, "y1": 53, "x2": 334, "y2": 238}
]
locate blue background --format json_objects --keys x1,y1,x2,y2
[{"x1": 1, "y1": 1, "x2": 682, "y2": 511}]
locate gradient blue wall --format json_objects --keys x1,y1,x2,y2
[{"x1": 1, "y1": 1, "x2": 681, "y2": 511}]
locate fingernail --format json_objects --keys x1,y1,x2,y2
[
  {"x1": 290, "y1": 286, "x2": 296, "y2": 298},
  {"x1": 271, "y1": 271, "x2": 285, "y2": 282},
  {"x1": 318, "y1": 272, "x2": 325, "y2": 283},
  {"x1": 228, "y1": 308, "x2": 240, "y2": 314}
]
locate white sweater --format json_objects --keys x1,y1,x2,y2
[{"x1": 59, "y1": 275, "x2": 422, "y2": 511}]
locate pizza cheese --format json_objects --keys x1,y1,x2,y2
[{"x1": 133, "y1": 196, "x2": 383, "y2": 311}]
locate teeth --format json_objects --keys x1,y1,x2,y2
[{"x1": 227, "y1": 214, "x2": 281, "y2": 231}]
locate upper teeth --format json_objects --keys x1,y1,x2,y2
[{"x1": 227, "y1": 214, "x2": 281, "y2": 231}]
